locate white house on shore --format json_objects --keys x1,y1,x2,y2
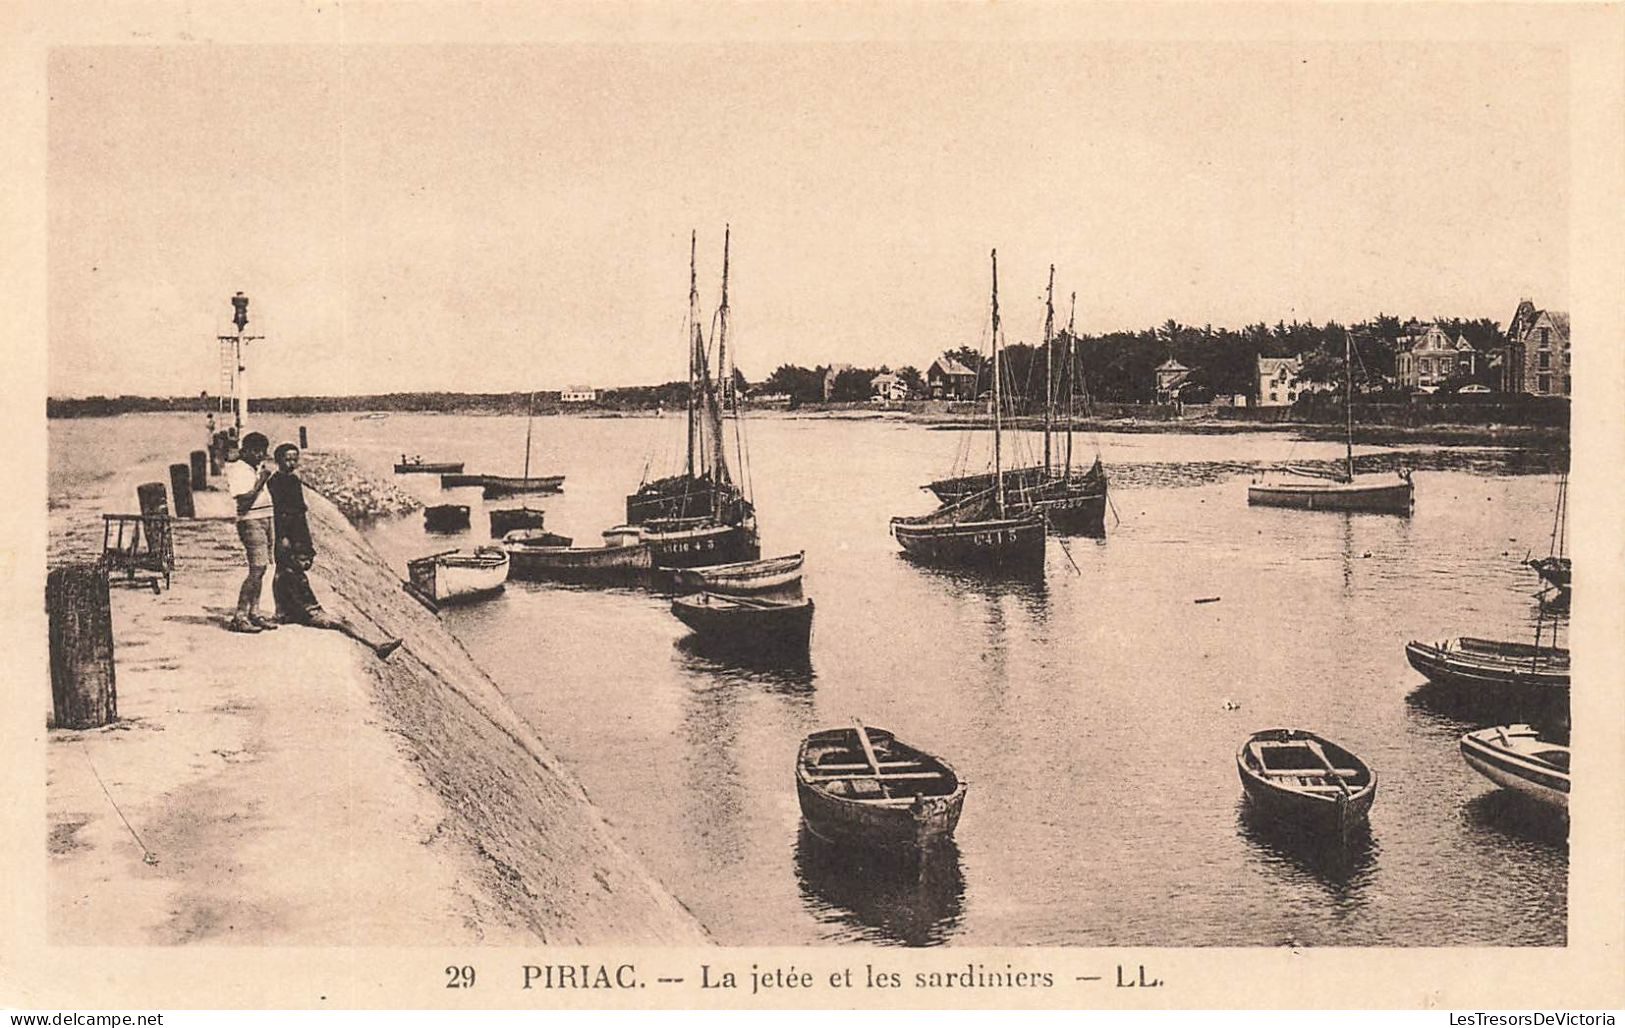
[
  {"x1": 870, "y1": 372, "x2": 908, "y2": 402},
  {"x1": 560, "y1": 386, "x2": 598, "y2": 403},
  {"x1": 1256, "y1": 356, "x2": 1304, "y2": 407}
]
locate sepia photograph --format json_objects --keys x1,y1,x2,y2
[{"x1": 4, "y1": 0, "x2": 1624, "y2": 1012}]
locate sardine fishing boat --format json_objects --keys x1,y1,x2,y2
[
  {"x1": 395, "y1": 456, "x2": 464, "y2": 474},
  {"x1": 1404, "y1": 637, "x2": 1570, "y2": 699},
  {"x1": 423, "y1": 504, "x2": 471, "y2": 533},
  {"x1": 1236, "y1": 729, "x2": 1377, "y2": 837},
  {"x1": 670, "y1": 592, "x2": 814, "y2": 653},
  {"x1": 673, "y1": 552, "x2": 804, "y2": 596},
  {"x1": 795, "y1": 723, "x2": 966, "y2": 852},
  {"x1": 405, "y1": 546, "x2": 509, "y2": 605},
  {"x1": 926, "y1": 267, "x2": 1108, "y2": 535},
  {"x1": 1459, "y1": 724, "x2": 1569, "y2": 812},
  {"x1": 624, "y1": 229, "x2": 759, "y2": 560},
  {"x1": 1248, "y1": 330, "x2": 1413, "y2": 514},
  {"x1": 891, "y1": 250, "x2": 1046, "y2": 570}
]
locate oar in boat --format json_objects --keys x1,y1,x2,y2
[
  {"x1": 1303, "y1": 737, "x2": 1356, "y2": 839},
  {"x1": 852, "y1": 719, "x2": 890, "y2": 798}
]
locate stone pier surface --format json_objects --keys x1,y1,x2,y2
[{"x1": 46, "y1": 452, "x2": 709, "y2": 945}]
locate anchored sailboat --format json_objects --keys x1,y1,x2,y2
[
  {"x1": 620, "y1": 228, "x2": 760, "y2": 568},
  {"x1": 1248, "y1": 329, "x2": 1413, "y2": 514},
  {"x1": 891, "y1": 250, "x2": 1047, "y2": 570},
  {"x1": 924, "y1": 269, "x2": 1108, "y2": 535},
  {"x1": 489, "y1": 391, "x2": 552, "y2": 534}
]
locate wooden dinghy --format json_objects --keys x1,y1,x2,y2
[
  {"x1": 1460, "y1": 725, "x2": 1569, "y2": 812},
  {"x1": 670, "y1": 592, "x2": 813, "y2": 653},
  {"x1": 795, "y1": 723, "x2": 965, "y2": 851},
  {"x1": 489, "y1": 506, "x2": 547, "y2": 538},
  {"x1": 395, "y1": 456, "x2": 464, "y2": 474},
  {"x1": 423, "y1": 503, "x2": 471, "y2": 532},
  {"x1": 506, "y1": 536, "x2": 651, "y2": 584},
  {"x1": 1236, "y1": 729, "x2": 1376, "y2": 837},
  {"x1": 480, "y1": 474, "x2": 566, "y2": 499},
  {"x1": 405, "y1": 546, "x2": 509, "y2": 605},
  {"x1": 673, "y1": 551, "x2": 804, "y2": 596}
]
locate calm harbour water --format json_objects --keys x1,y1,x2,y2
[{"x1": 50, "y1": 412, "x2": 1569, "y2": 946}]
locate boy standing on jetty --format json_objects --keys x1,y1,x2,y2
[
  {"x1": 268, "y1": 444, "x2": 403, "y2": 660},
  {"x1": 225, "y1": 431, "x2": 278, "y2": 634}
]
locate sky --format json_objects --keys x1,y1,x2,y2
[{"x1": 46, "y1": 40, "x2": 1569, "y2": 398}]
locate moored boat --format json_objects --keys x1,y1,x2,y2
[
  {"x1": 395, "y1": 456, "x2": 464, "y2": 474},
  {"x1": 489, "y1": 506, "x2": 547, "y2": 537},
  {"x1": 481, "y1": 474, "x2": 566, "y2": 499},
  {"x1": 1459, "y1": 725, "x2": 1569, "y2": 812},
  {"x1": 424, "y1": 503, "x2": 471, "y2": 532},
  {"x1": 502, "y1": 527, "x2": 574, "y2": 548},
  {"x1": 795, "y1": 724, "x2": 966, "y2": 851},
  {"x1": 405, "y1": 546, "x2": 509, "y2": 604},
  {"x1": 1247, "y1": 329, "x2": 1414, "y2": 515},
  {"x1": 507, "y1": 538, "x2": 652, "y2": 584},
  {"x1": 1404, "y1": 637, "x2": 1570, "y2": 698},
  {"x1": 890, "y1": 250, "x2": 1047, "y2": 570},
  {"x1": 1236, "y1": 729, "x2": 1376, "y2": 837},
  {"x1": 670, "y1": 592, "x2": 813, "y2": 653},
  {"x1": 673, "y1": 551, "x2": 804, "y2": 595},
  {"x1": 615, "y1": 516, "x2": 760, "y2": 570}
]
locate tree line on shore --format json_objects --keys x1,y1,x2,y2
[{"x1": 46, "y1": 312, "x2": 1512, "y2": 418}]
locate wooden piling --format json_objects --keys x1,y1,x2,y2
[
  {"x1": 190, "y1": 449, "x2": 208, "y2": 488},
  {"x1": 299, "y1": 425, "x2": 308, "y2": 448},
  {"x1": 169, "y1": 463, "x2": 194, "y2": 518},
  {"x1": 47, "y1": 564, "x2": 118, "y2": 729},
  {"x1": 136, "y1": 482, "x2": 169, "y2": 519}
]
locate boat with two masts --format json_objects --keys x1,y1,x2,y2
[
  {"x1": 1248, "y1": 329, "x2": 1413, "y2": 514},
  {"x1": 891, "y1": 250, "x2": 1046, "y2": 570},
  {"x1": 624, "y1": 228, "x2": 760, "y2": 568}
]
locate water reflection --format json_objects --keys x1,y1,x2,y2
[
  {"x1": 1462, "y1": 790, "x2": 1569, "y2": 851},
  {"x1": 792, "y1": 826, "x2": 965, "y2": 946},
  {"x1": 1236, "y1": 800, "x2": 1378, "y2": 899},
  {"x1": 1406, "y1": 680, "x2": 1568, "y2": 741},
  {"x1": 674, "y1": 636, "x2": 816, "y2": 698}
]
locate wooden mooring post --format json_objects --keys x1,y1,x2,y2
[
  {"x1": 47, "y1": 564, "x2": 118, "y2": 729},
  {"x1": 137, "y1": 482, "x2": 169, "y2": 520},
  {"x1": 169, "y1": 463, "x2": 195, "y2": 518},
  {"x1": 189, "y1": 449, "x2": 208, "y2": 489},
  {"x1": 298, "y1": 425, "x2": 308, "y2": 449}
]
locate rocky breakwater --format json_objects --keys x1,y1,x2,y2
[{"x1": 297, "y1": 450, "x2": 422, "y2": 520}]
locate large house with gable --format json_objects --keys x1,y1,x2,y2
[
  {"x1": 1500, "y1": 299, "x2": 1570, "y2": 396},
  {"x1": 1394, "y1": 324, "x2": 1481, "y2": 392}
]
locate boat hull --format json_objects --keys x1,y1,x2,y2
[
  {"x1": 1459, "y1": 726, "x2": 1569, "y2": 812},
  {"x1": 637, "y1": 521, "x2": 761, "y2": 569},
  {"x1": 395, "y1": 462, "x2": 464, "y2": 475},
  {"x1": 423, "y1": 504, "x2": 471, "y2": 532},
  {"x1": 1247, "y1": 476, "x2": 1414, "y2": 514},
  {"x1": 481, "y1": 475, "x2": 565, "y2": 499},
  {"x1": 671, "y1": 593, "x2": 814, "y2": 654},
  {"x1": 1405, "y1": 639, "x2": 1570, "y2": 697},
  {"x1": 489, "y1": 507, "x2": 547, "y2": 537},
  {"x1": 891, "y1": 515, "x2": 1046, "y2": 569},
  {"x1": 406, "y1": 548, "x2": 509, "y2": 604},
  {"x1": 1236, "y1": 729, "x2": 1376, "y2": 837},
  {"x1": 1027, "y1": 486, "x2": 1107, "y2": 535},
  {"x1": 672, "y1": 552, "x2": 804, "y2": 596},
  {"x1": 507, "y1": 542, "x2": 651, "y2": 583},
  {"x1": 794, "y1": 727, "x2": 965, "y2": 852}
]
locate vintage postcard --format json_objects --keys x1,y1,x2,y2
[{"x1": 3, "y1": 0, "x2": 1623, "y2": 1013}]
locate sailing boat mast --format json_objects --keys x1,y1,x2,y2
[
  {"x1": 1064, "y1": 291, "x2": 1076, "y2": 479},
  {"x1": 708, "y1": 226, "x2": 733, "y2": 491},
  {"x1": 991, "y1": 249, "x2": 1005, "y2": 515},
  {"x1": 522, "y1": 391, "x2": 535, "y2": 481},
  {"x1": 1344, "y1": 328, "x2": 1355, "y2": 483},
  {"x1": 1043, "y1": 265, "x2": 1055, "y2": 475},
  {"x1": 686, "y1": 231, "x2": 700, "y2": 479}
]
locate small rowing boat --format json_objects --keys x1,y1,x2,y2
[
  {"x1": 670, "y1": 592, "x2": 813, "y2": 653},
  {"x1": 395, "y1": 456, "x2": 464, "y2": 475},
  {"x1": 405, "y1": 546, "x2": 509, "y2": 605},
  {"x1": 423, "y1": 504, "x2": 471, "y2": 532},
  {"x1": 1459, "y1": 725, "x2": 1569, "y2": 812},
  {"x1": 1236, "y1": 729, "x2": 1376, "y2": 837},
  {"x1": 489, "y1": 506, "x2": 547, "y2": 538},
  {"x1": 506, "y1": 537, "x2": 651, "y2": 583},
  {"x1": 795, "y1": 723, "x2": 966, "y2": 852},
  {"x1": 673, "y1": 551, "x2": 804, "y2": 596}
]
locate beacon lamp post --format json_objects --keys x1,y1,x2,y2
[{"x1": 219, "y1": 291, "x2": 265, "y2": 436}]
